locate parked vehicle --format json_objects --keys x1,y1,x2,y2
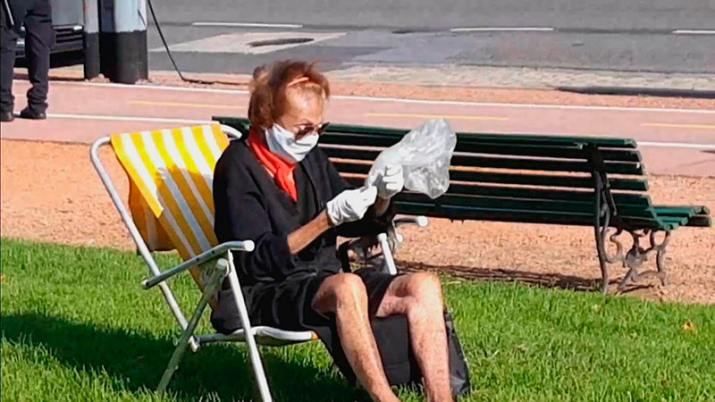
[{"x1": 15, "y1": 0, "x2": 84, "y2": 60}]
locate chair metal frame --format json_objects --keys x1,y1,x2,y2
[{"x1": 90, "y1": 124, "x2": 427, "y2": 401}]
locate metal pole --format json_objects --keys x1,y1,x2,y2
[
  {"x1": 83, "y1": 0, "x2": 100, "y2": 79},
  {"x1": 99, "y1": 0, "x2": 148, "y2": 84}
]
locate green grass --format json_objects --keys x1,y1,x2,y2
[{"x1": 1, "y1": 238, "x2": 714, "y2": 401}]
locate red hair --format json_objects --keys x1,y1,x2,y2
[{"x1": 248, "y1": 60, "x2": 330, "y2": 129}]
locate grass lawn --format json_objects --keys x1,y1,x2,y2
[{"x1": 1, "y1": 238, "x2": 714, "y2": 401}]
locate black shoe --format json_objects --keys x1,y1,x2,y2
[
  {"x1": 0, "y1": 111, "x2": 14, "y2": 122},
  {"x1": 19, "y1": 108, "x2": 47, "y2": 120}
]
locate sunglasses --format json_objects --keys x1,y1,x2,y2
[{"x1": 295, "y1": 122, "x2": 330, "y2": 138}]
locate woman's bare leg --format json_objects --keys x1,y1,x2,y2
[
  {"x1": 312, "y1": 273, "x2": 399, "y2": 402},
  {"x1": 376, "y1": 272, "x2": 452, "y2": 402}
]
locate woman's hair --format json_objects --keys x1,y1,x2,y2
[{"x1": 248, "y1": 60, "x2": 330, "y2": 129}]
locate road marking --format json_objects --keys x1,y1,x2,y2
[
  {"x1": 672, "y1": 29, "x2": 715, "y2": 35},
  {"x1": 365, "y1": 112, "x2": 508, "y2": 121},
  {"x1": 32, "y1": 112, "x2": 715, "y2": 150},
  {"x1": 451, "y1": 27, "x2": 554, "y2": 32},
  {"x1": 643, "y1": 123, "x2": 715, "y2": 130},
  {"x1": 154, "y1": 32, "x2": 344, "y2": 55},
  {"x1": 47, "y1": 113, "x2": 209, "y2": 124},
  {"x1": 639, "y1": 141, "x2": 715, "y2": 150},
  {"x1": 192, "y1": 22, "x2": 303, "y2": 29},
  {"x1": 129, "y1": 100, "x2": 243, "y2": 109},
  {"x1": 43, "y1": 80, "x2": 715, "y2": 115},
  {"x1": 343, "y1": 96, "x2": 715, "y2": 115}
]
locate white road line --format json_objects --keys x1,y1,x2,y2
[
  {"x1": 47, "y1": 113, "x2": 210, "y2": 124},
  {"x1": 672, "y1": 29, "x2": 715, "y2": 35},
  {"x1": 639, "y1": 141, "x2": 715, "y2": 150},
  {"x1": 451, "y1": 27, "x2": 554, "y2": 32},
  {"x1": 333, "y1": 95, "x2": 715, "y2": 115},
  {"x1": 192, "y1": 21, "x2": 303, "y2": 29},
  {"x1": 27, "y1": 111, "x2": 715, "y2": 150},
  {"x1": 37, "y1": 80, "x2": 715, "y2": 115}
]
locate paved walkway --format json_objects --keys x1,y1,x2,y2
[
  {"x1": 1, "y1": 78, "x2": 714, "y2": 176},
  {"x1": 330, "y1": 64, "x2": 715, "y2": 92}
]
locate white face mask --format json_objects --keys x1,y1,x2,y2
[{"x1": 265, "y1": 124, "x2": 319, "y2": 163}]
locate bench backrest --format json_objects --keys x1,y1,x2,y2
[{"x1": 214, "y1": 117, "x2": 708, "y2": 231}]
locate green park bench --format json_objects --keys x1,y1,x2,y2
[{"x1": 215, "y1": 116, "x2": 711, "y2": 293}]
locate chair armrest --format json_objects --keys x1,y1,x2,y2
[
  {"x1": 338, "y1": 215, "x2": 428, "y2": 274},
  {"x1": 142, "y1": 240, "x2": 255, "y2": 289},
  {"x1": 394, "y1": 215, "x2": 429, "y2": 229},
  {"x1": 341, "y1": 215, "x2": 429, "y2": 251}
]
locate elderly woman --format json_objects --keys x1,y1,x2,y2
[{"x1": 211, "y1": 60, "x2": 452, "y2": 402}]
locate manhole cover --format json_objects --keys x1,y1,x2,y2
[{"x1": 248, "y1": 37, "x2": 314, "y2": 47}]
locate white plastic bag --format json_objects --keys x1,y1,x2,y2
[{"x1": 366, "y1": 119, "x2": 456, "y2": 199}]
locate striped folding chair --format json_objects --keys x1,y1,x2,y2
[{"x1": 90, "y1": 123, "x2": 427, "y2": 401}]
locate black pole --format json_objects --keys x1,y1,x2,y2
[
  {"x1": 98, "y1": 0, "x2": 148, "y2": 84},
  {"x1": 83, "y1": 0, "x2": 100, "y2": 79}
]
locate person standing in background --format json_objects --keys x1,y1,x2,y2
[{"x1": 1, "y1": 0, "x2": 55, "y2": 122}]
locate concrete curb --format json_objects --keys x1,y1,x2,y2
[{"x1": 557, "y1": 86, "x2": 715, "y2": 100}]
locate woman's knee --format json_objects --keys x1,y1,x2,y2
[
  {"x1": 331, "y1": 273, "x2": 367, "y2": 299},
  {"x1": 314, "y1": 273, "x2": 366, "y2": 311},
  {"x1": 405, "y1": 272, "x2": 443, "y2": 306}
]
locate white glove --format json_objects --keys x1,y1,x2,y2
[
  {"x1": 326, "y1": 186, "x2": 378, "y2": 227},
  {"x1": 374, "y1": 164, "x2": 404, "y2": 199}
]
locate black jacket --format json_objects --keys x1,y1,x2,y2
[{"x1": 213, "y1": 140, "x2": 391, "y2": 286}]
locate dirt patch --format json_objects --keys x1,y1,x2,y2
[{"x1": 2, "y1": 139, "x2": 713, "y2": 304}]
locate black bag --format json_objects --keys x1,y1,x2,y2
[{"x1": 332, "y1": 311, "x2": 471, "y2": 396}]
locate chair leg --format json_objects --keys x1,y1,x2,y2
[
  {"x1": 226, "y1": 254, "x2": 273, "y2": 402},
  {"x1": 157, "y1": 268, "x2": 225, "y2": 393}
]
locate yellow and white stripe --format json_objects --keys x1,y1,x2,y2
[{"x1": 111, "y1": 124, "x2": 230, "y2": 272}]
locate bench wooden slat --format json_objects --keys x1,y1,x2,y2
[
  {"x1": 653, "y1": 206, "x2": 712, "y2": 227},
  {"x1": 450, "y1": 155, "x2": 644, "y2": 175},
  {"x1": 452, "y1": 143, "x2": 640, "y2": 162},
  {"x1": 333, "y1": 161, "x2": 648, "y2": 191},
  {"x1": 618, "y1": 217, "x2": 683, "y2": 231},
  {"x1": 654, "y1": 205, "x2": 710, "y2": 215},
  {"x1": 394, "y1": 201, "x2": 596, "y2": 226},
  {"x1": 321, "y1": 123, "x2": 638, "y2": 148},
  {"x1": 344, "y1": 176, "x2": 652, "y2": 207},
  {"x1": 323, "y1": 147, "x2": 643, "y2": 175},
  {"x1": 396, "y1": 192, "x2": 661, "y2": 219},
  {"x1": 320, "y1": 134, "x2": 642, "y2": 162},
  {"x1": 395, "y1": 201, "x2": 678, "y2": 230},
  {"x1": 445, "y1": 183, "x2": 651, "y2": 206},
  {"x1": 685, "y1": 215, "x2": 712, "y2": 227}
]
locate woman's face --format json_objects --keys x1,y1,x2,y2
[{"x1": 276, "y1": 88, "x2": 326, "y2": 140}]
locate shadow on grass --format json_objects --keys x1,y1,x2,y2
[
  {"x1": 397, "y1": 260, "x2": 606, "y2": 292},
  {"x1": 2, "y1": 312, "x2": 366, "y2": 401}
]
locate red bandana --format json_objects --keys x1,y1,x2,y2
[{"x1": 248, "y1": 127, "x2": 298, "y2": 201}]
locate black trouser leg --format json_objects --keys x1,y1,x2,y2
[
  {"x1": 0, "y1": 23, "x2": 18, "y2": 113},
  {"x1": 23, "y1": 0, "x2": 53, "y2": 113}
]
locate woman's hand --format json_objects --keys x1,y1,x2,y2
[
  {"x1": 374, "y1": 165, "x2": 404, "y2": 200},
  {"x1": 288, "y1": 186, "x2": 377, "y2": 255},
  {"x1": 326, "y1": 186, "x2": 378, "y2": 226}
]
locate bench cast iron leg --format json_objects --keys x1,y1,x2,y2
[{"x1": 618, "y1": 230, "x2": 671, "y2": 291}]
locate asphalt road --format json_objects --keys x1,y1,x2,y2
[
  {"x1": 144, "y1": 0, "x2": 715, "y2": 76},
  {"x1": 150, "y1": 0, "x2": 715, "y2": 31}
]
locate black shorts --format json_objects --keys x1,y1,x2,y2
[{"x1": 211, "y1": 268, "x2": 398, "y2": 336}]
